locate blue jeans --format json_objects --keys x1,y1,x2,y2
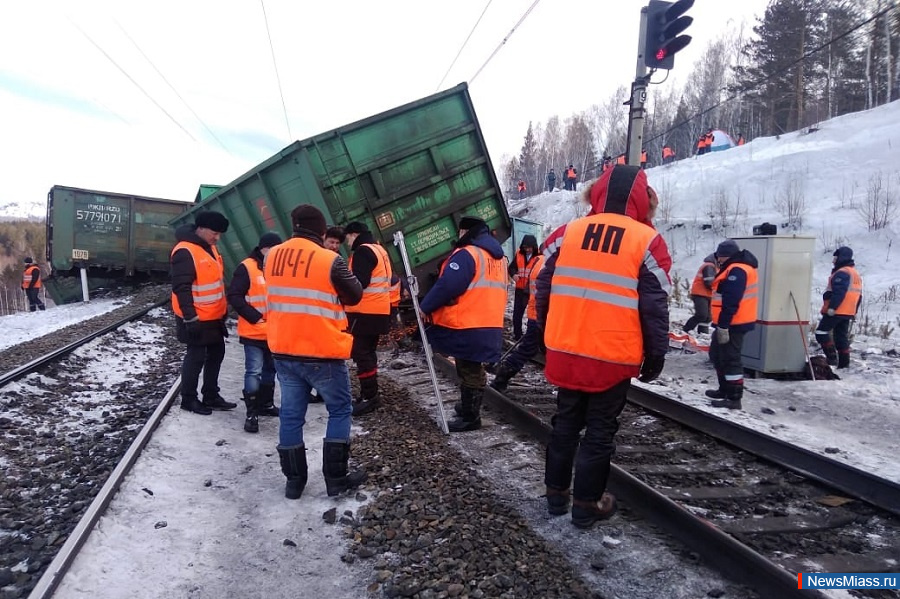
[
  {"x1": 243, "y1": 344, "x2": 277, "y2": 394},
  {"x1": 275, "y1": 359, "x2": 353, "y2": 446}
]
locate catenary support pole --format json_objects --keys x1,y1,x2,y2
[
  {"x1": 80, "y1": 267, "x2": 90, "y2": 303},
  {"x1": 625, "y1": 7, "x2": 650, "y2": 166}
]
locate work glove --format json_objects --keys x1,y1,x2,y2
[
  {"x1": 183, "y1": 317, "x2": 202, "y2": 344},
  {"x1": 826, "y1": 308, "x2": 836, "y2": 317},
  {"x1": 638, "y1": 355, "x2": 665, "y2": 383},
  {"x1": 221, "y1": 318, "x2": 230, "y2": 338},
  {"x1": 536, "y1": 326, "x2": 546, "y2": 353},
  {"x1": 716, "y1": 328, "x2": 730, "y2": 344}
]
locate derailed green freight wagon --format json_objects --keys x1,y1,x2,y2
[
  {"x1": 47, "y1": 185, "x2": 191, "y2": 277},
  {"x1": 169, "y1": 83, "x2": 511, "y2": 292}
]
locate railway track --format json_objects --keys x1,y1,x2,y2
[
  {"x1": 431, "y1": 354, "x2": 900, "y2": 599},
  {"x1": 0, "y1": 298, "x2": 183, "y2": 599}
]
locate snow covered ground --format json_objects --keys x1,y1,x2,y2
[
  {"x1": 0, "y1": 299, "x2": 121, "y2": 353},
  {"x1": 508, "y1": 99, "x2": 900, "y2": 485}
]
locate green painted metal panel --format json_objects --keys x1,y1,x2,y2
[
  {"x1": 47, "y1": 186, "x2": 190, "y2": 277},
  {"x1": 169, "y1": 83, "x2": 510, "y2": 293}
]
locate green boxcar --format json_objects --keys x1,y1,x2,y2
[
  {"x1": 47, "y1": 185, "x2": 191, "y2": 277},
  {"x1": 169, "y1": 83, "x2": 511, "y2": 293}
]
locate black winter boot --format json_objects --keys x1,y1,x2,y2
[
  {"x1": 180, "y1": 397, "x2": 212, "y2": 415},
  {"x1": 257, "y1": 384, "x2": 279, "y2": 416},
  {"x1": 202, "y1": 395, "x2": 237, "y2": 411},
  {"x1": 705, "y1": 371, "x2": 727, "y2": 399},
  {"x1": 546, "y1": 487, "x2": 570, "y2": 516},
  {"x1": 323, "y1": 439, "x2": 367, "y2": 497},
  {"x1": 448, "y1": 386, "x2": 482, "y2": 432},
  {"x1": 489, "y1": 363, "x2": 517, "y2": 392},
  {"x1": 242, "y1": 392, "x2": 259, "y2": 433},
  {"x1": 277, "y1": 445, "x2": 308, "y2": 500},
  {"x1": 821, "y1": 342, "x2": 838, "y2": 366},
  {"x1": 353, "y1": 375, "x2": 380, "y2": 416},
  {"x1": 837, "y1": 351, "x2": 850, "y2": 369},
  {"x1": 711, "y1": 382, "x2": 743, "y2": 409}
]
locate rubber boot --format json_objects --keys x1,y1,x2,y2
[
  {"x1": 242, "y1": 392, "x2": 259, "y2": 433},
  {"x1": 837, "y1": 351, "x2": 850, "y2": 369},
  {"x1": 546, "y1": 487, "x2": 570, "y2": 516},
  {"x1": 180, "y1": 396, "x2": 212, "y2": 415},
  {"x1": 571, "y1": 493, "x2": 618, "y2": 529},
  {"x1": 697, "y1": 324, "x2": 709, "y2": 335},
  {"x1": 705, "y1": 372, "x2": 727, "y2": 399},
  {"x1": 821, "y1": 341, "x2": 838, "y2": 366},
  {"x1": 711, "y1": 382, "x2": 743, "y2": 410},
  {"x1": 323, "y1": 439, "x2": 367, "y2": 497},
  {"x1": 257, "y1": 383, "x2": 279, "y2": 417},
  {"x1": 448, "y1": 386, "x2": 482, "y2": 432},
  {"x1": 352, "y1": 375, "x2": 380, "y2": 416},
  {"x1": 489, "y1": 363, "x2": 517, "y2": 392},
  {"x1": 277, "y1": 444, "x2": 308, "y2": 500}
]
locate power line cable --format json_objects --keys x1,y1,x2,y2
[
  {"x1": 260, "y1": 0, "x2": 292, "y2": 142},
  {"x1": 68, "y1": 17, "x2": 197, "y2": 142},
  {"x1": 645, "y1": 2, "x2": 895, "y2": 146},
  {"x1": 114, "y1": 19, "x2": 232, "y2": 153},
  {"x1": 436, "y1": 0, "x2": 495, "y2": 91},
  {"x1": 470, "y1": 0, "x2": 542, "y2": 84}
]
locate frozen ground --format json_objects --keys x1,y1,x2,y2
[{"x1": 0, "y1": 299, "x2": 121, "y2": 353}]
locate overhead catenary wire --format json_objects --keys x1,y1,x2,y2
[
  {"x1": 260, "y1": 0, "x2": 292, "y2": 142},
  {"x1": 469, "y1": 0, "x2": 543, "y2": 84},
  {"x1": 68, "y1": 17, "x2": 197, "y2": 142},
  {"x1": 645, "y1": 2, "x2": 897, "y2": 147},
  {"x1": 436, "y1": 0, "x2": 495, "y2": 91},
  {"x1": 114, "y1": 19, "x2": 232, "y2": 154}
]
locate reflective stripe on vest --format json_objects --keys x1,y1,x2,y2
[
  {"x1": 545, "y1": 213, "x2": 661, "y2": 366},
  {"x1": 431, "y1": 246, "x2": 507, "y2": 329},
  {"x1": 389, "y1": 277, "x2": 401, "y2": 308},
  {"x1": 22, "y1": 265, "x2": 41, "y2": 289},
  {"x1": 170, "y1": 241, "x2": 226, "y2": 321},
  {"x1": 690, "y1": 261, "x2": 717, "y2": 298},
  {"x1": 710, "y1": 263, "x2": 759, "y2": 326},
  {"x1": 345, "y1": 243, "x2": 392, "y2": 315},
  {"x1": 236, "y1": 257, "x2": 268, "y2": 341},
  {"x1": 822, "y1": 266, "x2": 862, "y2": 316},
  {"x1": 525, "y1": 255, "x2": 545, "y2": 321},
  {"x1": 264, "y1": 237, "x2": 352, "y2": 359},
  {"x1": 515, "y1": 252, "x2": 540, "y2": 290}
]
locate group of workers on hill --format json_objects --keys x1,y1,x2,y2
[
  {"x1": 166, "y1": 161, "x2": 862, "y2": 535},
  {"x1": 515, "y1": 165, "x2": 580, "y2": 199}
]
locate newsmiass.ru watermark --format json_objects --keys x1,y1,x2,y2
[{"x1": 799, "y1": 573, "x2": 899, "y2": 589}]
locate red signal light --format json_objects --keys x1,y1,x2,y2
[{"x1": 656, "y1": 48, "x2": 667, "y2": 60}]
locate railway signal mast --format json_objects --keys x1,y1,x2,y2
[{"x1": 625, "y1": 0, "x2": 693, "y2": 166}]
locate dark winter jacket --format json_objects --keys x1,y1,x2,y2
[
  {"x1": 227, "y1": 248, "x2": 268, "y2": 348},
  {"x1": 419, "y1": 225, "x2": 506, "y2": 363},
  {"x1": 535, "y1": 166, "x2": 671, "y2": 392},
  {"x1": 348, "y1": 231, "x2": 391, "y2": 336},
  {"x1": 171, "y1": 224, "x2": 227, "y2": 346},
  {"x1": 713, "y1": 249, "x2": 759, "y2": 332},
  {"x1": 507, "y1": 234, "x2": 540, "y2": 283},
  {"x1": 547, "y1": 171, "x2": 556, "y2": 185},
  {"x1": 823, "y1": 256, "x2": 858, "y2": 318},
  {"x1": 694, "y1": 253, "x2": 717, "y2": 296}
]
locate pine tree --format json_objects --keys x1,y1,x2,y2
[{"x1": 518, "y1": 122, "x2": 538, "y2": 196}]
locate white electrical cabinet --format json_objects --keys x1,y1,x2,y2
[{"x1": 731, "y1": 235, "x2": 816, "y2": 374}]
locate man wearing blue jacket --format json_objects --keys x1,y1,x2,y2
[{"x1": 815, "y1": 247, "x2": 862, "y2": 369}]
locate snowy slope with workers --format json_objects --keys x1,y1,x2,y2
[{"x1": 507, "y1": 99, "x2": 900, "y2": 483}]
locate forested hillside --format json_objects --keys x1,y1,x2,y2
[
  {"x1": 502, "y1": 0, "x2": 900, "y2": 193},
  {"x1": 0, "y1": 219, "x2": 47, "y2": 312}
]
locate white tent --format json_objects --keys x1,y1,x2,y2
[{"x1": 710, "y1": 129, "x2": 736, "y2": 152}]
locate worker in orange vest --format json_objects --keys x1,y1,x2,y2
[
  {"x1": 171, "y1": 211, "x2": 236, "y2": 415},
  {"x1": 227, "y1": 231, "x2": 283, "y2": 433},
  {"x1": 736, "y1": 133, "x2": 745, "y2": 146},
  {"x1": 815, "y1": 246, "x2": 862, "y2": 369},
  {"x1": 683, "y1": 253, "x2": 717, "y2": 334},
  {"x1": 564, "y1": 165, "x2": 578, "y2": 190},
  {"x1": 21, "y1": 257, "x2": 45, "y2": 311},
  {"x1": 265, "y1": 204, "x2": 366, "y2": 499},
  {"x1": 615, "y1": 154, "x2": 626, "y2": 165},
  {"x1": 640, "y1": 148, "x2": 648, "y2": 169},
  {"x1": 517, "y1": 180, "x2": 527, "y2": 199},
  {"x1": 662, "y1": 145, "x2": 676, "y2": 165},
  {"x1": 419, "y1": 216, "x2": 508, "y2": 432},
  {"x1": 343, "y1": 221, "x2": 394, "y2": 416},
  {"x1": 508, "y1": 234, "x2": 541, "y2": 340},
  {"x1": 535, "y1": 165, "x2": 671, "y2": 528},
  {"x1": 600, "y1": 155, "x2": 613, "y2": 173},
  {"x1": 706, "y1": 239, "x2": 759, "y2": 410}
]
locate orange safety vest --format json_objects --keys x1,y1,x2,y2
[
  {"x1": 514, "y1": 252, "x2": 541, "y2": 291},
  {"x1": 566, "y1": 168, "x2": 576, "y2": 179},
  {"x1": 662, "y1": 146, "x2": 675, "y2": 159},
  {"x1": 711, "y1": 263, "x2": 759, "y2": 326},
  {"x1": 640, "y1": 151, "x2": 648, "y2": 163},
  {"x1": 705, "y1": 133, "x2": 713, "y2": 147},
  {"x1": 545, "y1": 213, "x2": 660, "y2": 367},
  {"x1": 525, "y1": 255, "x2": 545, "y2": 321},
  {"x1": 389, "y1": 275, "x2": 401, "y2": 308},
  {"x1": 236, "y1": 257, "x2": 268, "y2": 341},
  {"x1": 690, "y1": 259, "x2": 717, "y2": 298},
  {"x1": 265, "y1": 237, "x2": 352, "y2": 359},
  {"x1": 431, "y1": 246, "x2": 507, "y2": 329},
  {"x1": 170, "y1": 242, "x2": 226, "y2": 321},
  {"x1": 616, "y1": 155, "x2": 626, "y2": 165},
  {"x1": 517, "y1": 181, "x2": 526, "y2": 191},
  {"x1": 345, "y1": 243, "x2": 391, "y2": 315},
  {"x1": 822, "y1": 266, "x2": 862, "y2": 316},
  {"x1": 22, "y1": 264, "x2": 41, "y2": 289}
]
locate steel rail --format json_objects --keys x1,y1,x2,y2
[
  {"x1": 431, "y1": 354, "x2": 825, "y2": 599},
  {"x1": 0, "y1": 299, "x2": 168, "y2": 387},
  {"x1": 27, "y1": 377, "x2": 182, "y2": 599},
  {"x1": 628, "y1": 384, "x2": 900, "y2": 518}
]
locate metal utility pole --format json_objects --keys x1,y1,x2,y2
[{"x1": 625, "y1": 7, "x2": 651, "y2": 166}]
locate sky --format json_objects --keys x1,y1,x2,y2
[{"x1": 0, "y1": 0, "x2": 770, "y2": 215}]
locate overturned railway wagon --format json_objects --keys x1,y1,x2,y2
[
  {"x1": 45, "y1": 186, "x2": 191, "y2": 303},
  {"x1": 170, "y1": 83, "x2": 511, "y2": 293}
]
